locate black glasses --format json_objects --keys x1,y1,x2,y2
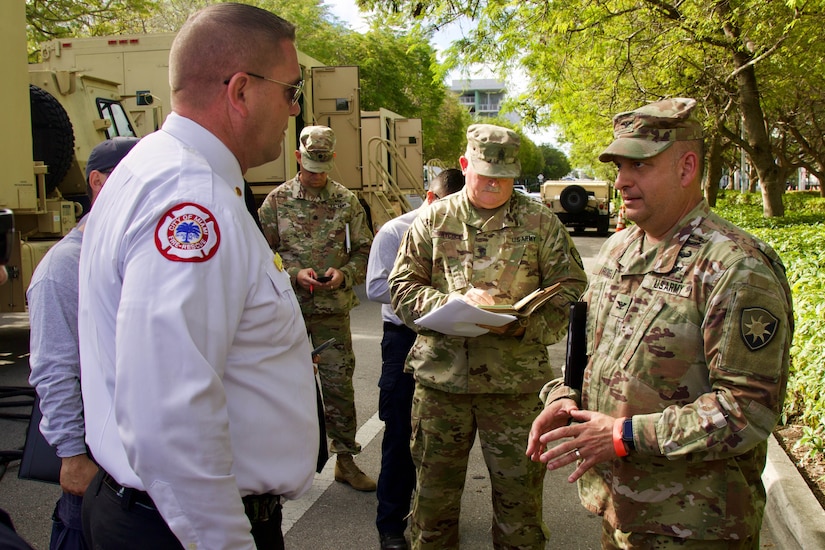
[{"x1": 223, "y1": 71, "x2": 304, "y2": 106}]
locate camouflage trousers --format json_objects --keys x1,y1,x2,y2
[
  {"x1": 601, "y1": 520, "x2": 759, "y2": 550},
  {"x1": 306, "y1": 312, "x2": 360, "y2": 456},
  {"x1": 410, "y1": 384, "x2": 549, "y2": 550}
]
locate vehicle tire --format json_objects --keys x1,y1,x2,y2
[
  {"x1": 30, "y1": 84, "x2": 75, "y2": 194},
  {"x1": 596, "y1": 215, "x2": 610, "y2": 236},
  {"x1": 560, "y1": 185, "x2": 588, "y2": 214}
]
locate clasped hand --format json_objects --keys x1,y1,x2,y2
[{"x1": 526, "y1": 398, "x2": 619, "y2": 483}]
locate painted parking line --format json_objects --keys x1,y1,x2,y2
[{"x1": 282, "y1": 412, "x2": 384, "y2": 533}]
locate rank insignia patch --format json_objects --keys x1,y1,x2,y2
[
  {"x1": 155, "y1": 202, "x2": 220, "y2": 262},
  {"x1": 740, "y1": 307, "x2": 779, "y2": 351}
]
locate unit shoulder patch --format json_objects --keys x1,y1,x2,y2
[
  {"x1": 740, "y1": 307, "x2": 779, "y2": 351},
  {"x1": 155, "y1": 202, "x2": 221, "y2": 262}
]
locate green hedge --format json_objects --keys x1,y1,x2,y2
[{"x1": 714, "y1": 191, "x2": 825, "y2": 456}]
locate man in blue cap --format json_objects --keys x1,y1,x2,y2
[{"x1": 28, "y1": 136, "x2": 139, "y2": 550}]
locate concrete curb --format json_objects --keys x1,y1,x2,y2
[{"x1": 763, "y1": 434, "x2": 825, "y2": 549}]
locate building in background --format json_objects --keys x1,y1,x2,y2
[{"x1": 450, "y1": 79, "x2": 519, "y2": 125}]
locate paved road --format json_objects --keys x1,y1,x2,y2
[{"x1": 0, "y1": 232, "x2": 776, "y2": 549}]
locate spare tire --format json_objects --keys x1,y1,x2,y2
[
  {"x1": 30, "y1": 84, "x2": 75, "y2": 194},
  {"x1": 560, "y1": 184, "x2": 588, "y2": 214}
]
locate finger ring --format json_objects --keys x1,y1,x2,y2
[{"x1": 575, "y1": 449, "x2": 581, "y2": 459}]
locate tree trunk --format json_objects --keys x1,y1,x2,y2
[
  {"x1": 705, "y1": 129, "x2": 723, "y2": 207},
  {"x1": 735, "y1": 58, "x2": 784, "y2": 215},
  {"x1": 720, "y1": 3, "x2": 785, "y2": 216},
  {"x1": 749, "y1": 165, "x2": 759, "y2": 193}
]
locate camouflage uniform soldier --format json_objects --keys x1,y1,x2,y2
[
  {"x1": 259, "y1": 125, "x2": 376, "y2": 491},
  {"x1": 390, "y1": 124, "x2": 588, "y2": 549},
  {"x1": 527, "y1": 98, "x2": 794, "y2": 549}
]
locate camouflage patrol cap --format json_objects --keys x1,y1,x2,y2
[
  {"x1": 464, "y1": 124, "x2": 521, "y2": 178},
  {"x1": 299, "y1": 125, "x2": 336, "y2": 173},
  {"x1": 598, "y1": 98, "x2": 703, "y2": 162}
]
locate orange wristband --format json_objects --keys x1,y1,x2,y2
[{"x1": 613, "y1": 417, "x2": 629, "y2": 457}]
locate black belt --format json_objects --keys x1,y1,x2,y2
[
  {"x1": 101, "y1": 472, "x2": 281, "y2": 522},
  {"x1": 102, "y1": 473, "x2": 157, "y2": 511}
]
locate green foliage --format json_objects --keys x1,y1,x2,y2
[
  {"x1": 424, "y1": 94, "x2": 472, "y2": 167},
  {"x1": 538, "y1": 145, "x2": 571, "y2": 180},
  {"x1": 26, "y1": 0, "x2": 158, "y2": 56},
  {"x1": 361, "y1": 0, "x2": 825, "y2": 218},
  {"x1": 795, "y1": 426, "x2": 825, "y2": 463},
  {"x1": 715, "y1": 192, "x2": 825, "y2": 454}
]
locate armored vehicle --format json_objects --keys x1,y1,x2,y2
[
  {"x1": 38, "y1": 33, "x2": 425, "y2": 232},
  {"x1": 540, "y1": 179, "x2": 613, "y2": 236},
  {"x1": 1, "y1": 1, "x2": 140, "y2": 312}
]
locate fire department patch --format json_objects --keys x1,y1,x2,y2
[
  {"x1": 155, "y1": 202, "x2": 220, "y2": 262},
  {"x1": 740, "y1": 307, "x2": 779, "y2": 351}
]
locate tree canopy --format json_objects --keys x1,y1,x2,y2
[
  {"x1": 539, "y1": 145, "x2": 571, "y2": 181},
  {"x1": 359, "y1": 0, "x2": 825, "y2": 215}
]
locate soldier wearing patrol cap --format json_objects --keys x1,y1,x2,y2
[
  {"x1": 390, "y1": 124, "x2": 587, "y2": 549},
  {"x1": 528, "y1": 98, "x2": 794, "y2": 548},
  {"x1": 259, "y1": 125, "x2": 376, "y2": 492}
]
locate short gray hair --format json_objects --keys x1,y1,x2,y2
[{"x1": 169, "y1": 3, "x2": 296, "y2": 109}]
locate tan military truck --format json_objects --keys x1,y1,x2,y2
[
  {"x1": 1, "y1": 2, "x2": 141, "y2": 312},
  {"x1": 38, "y1": 33, "x2": 425, "y2": 232},
  {"x1": 540, "y1": 179, "x2": 613, "y2": 235}
]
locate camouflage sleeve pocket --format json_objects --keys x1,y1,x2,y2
[{"x1": 717, "y1": 281, "x2": 789, "y2": 382}]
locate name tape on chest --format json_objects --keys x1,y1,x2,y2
[
  {"x1": 642, "y1": 275, "x2": 692, "y2": 298},
  {"x1": 155, "y1": 202, "x2": 221, "y2": 262}
]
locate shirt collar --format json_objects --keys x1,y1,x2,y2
[{"x1": 161, "y1": 113, "x2": 244, "y2": 187}]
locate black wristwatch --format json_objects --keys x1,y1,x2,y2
[{"x1": 622, "y1": 418, "x2": 636, "y2": 451}]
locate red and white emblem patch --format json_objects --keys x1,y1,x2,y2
[{"x1": 155, "y1": 202, "x2": 220, "y2": 262}]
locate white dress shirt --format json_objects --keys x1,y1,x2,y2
[{"x1": 78, "y1": 113, "x2": 318, "y2": 549}]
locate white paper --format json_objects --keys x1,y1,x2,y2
[{"x1": 414, "y1": 299, "x2": 517, "y2": 337}]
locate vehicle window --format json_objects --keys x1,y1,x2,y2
[{"x1": 96, "y1": 98, "x2": 138, "y2": 138}]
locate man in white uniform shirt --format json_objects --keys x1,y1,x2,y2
[{"x1": 77, "y1": 4, "x2": 318, "y2": 549}]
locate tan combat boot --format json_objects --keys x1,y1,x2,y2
[{"x1": 334, "y1": 454, "x2": 377, "y2": 492}]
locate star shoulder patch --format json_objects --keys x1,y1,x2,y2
[
  {"x1": 740, "y1": 307, "x2": 779, "y2": 351},
  {"x1": 155, "y1": 202, "x2": 221, "y2": 262}
]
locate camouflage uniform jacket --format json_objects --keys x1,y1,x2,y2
[
  {"x1": 544, "y1": 200, "x2": 793, "y2": 540},
  {"x1": 259, "y1": 175, "x2": 373, "y2": 315},
  {"x1": 389, "y1": 188, "x2": 587, "y2": 394}
]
